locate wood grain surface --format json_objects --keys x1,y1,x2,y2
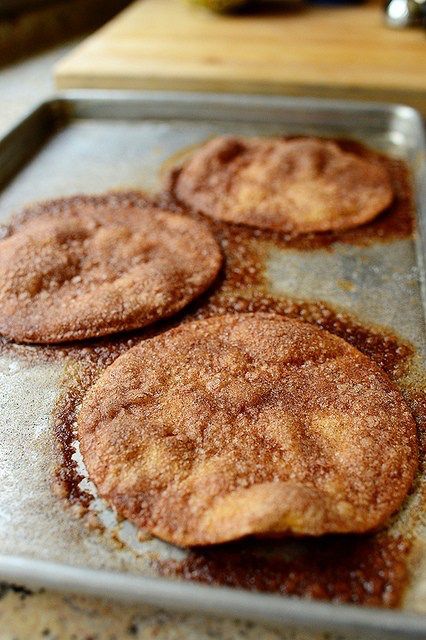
[{"x1": 54, "y1": 0, "x2": 426, "y2": 111}]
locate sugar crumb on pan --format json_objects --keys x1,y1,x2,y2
[
  {"x1": 173, "y1": 136, "x2": 394, "y2": 234},
  {"x1": 77, "y1": 313, "x2": 418, "y2": 548},
  {"x1": 0, "y1": 193, "x2": 222, "y2": 344}
]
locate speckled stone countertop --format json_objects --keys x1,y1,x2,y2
[
  {"x1": 1, "y1": 585, "x2": 322, "y2": 640},
  {"x1": 0, "y1": 44, "x2": 355, "y2": 640}
]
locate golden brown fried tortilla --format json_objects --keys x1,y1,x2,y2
[
  {"x1": 174, "y1": 136, "x2": 393, "y2": 234},
  {"x1": 78, "y1": 313, "x2": 417, "y2": 547},
  {"x1": 0, "y1": 194, "x2": 222, "y2": 343}
]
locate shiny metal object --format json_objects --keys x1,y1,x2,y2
[
  {"x1": 384, "y1": 0, "x2": 426, "y2": 28},
  {"x1": 0, "y1": 92, "x2": 424, "y2": 639}
]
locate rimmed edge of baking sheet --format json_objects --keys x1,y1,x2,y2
[{"x1": 0, "y1": 554, "x2": 426, "y2": 640}]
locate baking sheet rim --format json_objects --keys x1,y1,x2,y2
[{"x1": 0, "y1": 554, "x2": 425, "y2": 638}]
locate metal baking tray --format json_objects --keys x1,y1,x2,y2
[{"x1": 0, "y1": 91, "x2": 425, "y2": 639}]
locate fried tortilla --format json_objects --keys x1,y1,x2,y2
[
  {"x1": 174, "y1": 136, "x2": 393, "y2": 234},
  {"x1": 78, "y1": 313, "x2": 417, "y2": 547},
  {"x1": 0, "y1": 194, "x2": 222, "y2": 343}
]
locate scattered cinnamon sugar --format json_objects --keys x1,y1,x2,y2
[
  {"x1": 403, "y1": 389, "x2": 426, "y2": 461},
  {"x1": 54, "y1": 364, "x2": 94, "y2": 510},
  {"x1": 84, "y1": 511, "x2": 104, "y2": 532}
]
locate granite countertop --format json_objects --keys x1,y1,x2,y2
[
  {"x1": 0, "y1": 585, "x2": 303, "y2": 640},
  {"x1": 0, "y1": 44, "x2": 343, "y2": 640}
]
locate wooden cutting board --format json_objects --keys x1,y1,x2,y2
[{"x1": 55, "y1": 0, "x2": 426, "y2": 112}]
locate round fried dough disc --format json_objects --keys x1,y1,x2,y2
[
  {"x1": 0, "y1": 195, "x2": 222, "y2": 343},
  {"x1": 78, "y1": 313, "x2": 417, "y2": 547},
  {"x1": 174, "y1": 136, "x2": 393, "y2": 233}
]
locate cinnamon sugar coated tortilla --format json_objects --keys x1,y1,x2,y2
[
  {"x1": 0, "y1": 194, "x2": 222, "y2": 343},
  {"x1": 78, "y1": 314, "x2": 417, "y2": 547},
  {"x1": 174, "y1": 136, "x2": 394, "y2": 233}
]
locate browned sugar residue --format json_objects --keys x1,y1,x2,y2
[
  {"x1": 403, "y1": 389, "x2": 426, "y2": 460},
  {"x1": 164, "y1": 137, "x2": 414, "y2": 250},
  {"x1": 52, "y1": 342, "x2": 141, "y2": 508},
  {"x1": 156, "y1": 534, "x2": 411, "y2": 608},
  {"x1": 53, "y1": 362, "x2": 99, "y2": 508}
]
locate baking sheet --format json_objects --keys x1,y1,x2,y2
[{"x1": 0, "y1": 92, "x2": 425, "y2": 639}]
